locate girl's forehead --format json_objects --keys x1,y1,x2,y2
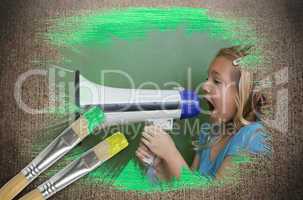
[{"x1": 209, "y1": 57, "x2": 240, "y2": 81}]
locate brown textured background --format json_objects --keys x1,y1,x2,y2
[{"x1": 0, "y1": 0, "x2": 302, "y2": 199}]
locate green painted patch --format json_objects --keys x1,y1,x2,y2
[
  {"x1": 46, "y1": 7, "x2": 256, "y2": 47},
  {"x1": 83, "y1": 106, "x2": 105, "y2": 134},
  {"x1": 111, "y1": 161, "x2": 212, "y2": 192},
  {"x1": 45, "y1": 7, "x2": 263, "y2": 74}
]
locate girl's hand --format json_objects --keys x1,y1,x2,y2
[
  {"x1": 136, "y1": 143, "x2": 171, "y2": 181},
  {"x1": 139, "y1": 125, "x2": 188, "y2": 179},
  {"x1": 136, "y1": 143, "x2": 155, "y2": 166},
  {"x1": 140, "y1": 125, "x2": 177, "y2": 160}
]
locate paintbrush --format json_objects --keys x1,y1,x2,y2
[
  {"x1": 19, "y1": 132, "x2": 128, "y2": 200},
  {"x1": 0, "y1": 106, "x2": 105, "y2": 200}
]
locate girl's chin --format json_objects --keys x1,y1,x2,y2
[
  {"x1": 209, "y1": 112, "x2": 226, "y2": 123},
  {"x1": 209, "y1": 111, "x2": 218, "y2": 122},
  {"x1": 210, "y1": 117, "x2": 220, "y2": 123}
]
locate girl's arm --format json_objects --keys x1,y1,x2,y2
[{"x1": 161, "y1": 147, "x2": 188, "y2": 179}]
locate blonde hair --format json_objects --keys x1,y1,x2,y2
[{"x1": 216, "y1": 45, "x2": 263, "y2": 131}]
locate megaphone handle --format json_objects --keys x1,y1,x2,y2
[{"x1": 146, "y1": 154, "x2": 160, "y2": 184}]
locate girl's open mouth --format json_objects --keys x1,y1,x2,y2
[{"x1": 204, "y1": 97, "x2": 215, "y2": 112}]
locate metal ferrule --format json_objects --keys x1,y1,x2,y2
[
  {"x1": 21, "y1": 127, "x2": 81, "y2": 182},
  {"x1": 37, "y1": 150, "x2": 101, "y2": 199}
]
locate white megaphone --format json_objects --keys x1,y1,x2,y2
[{"x1": 74, "y1": 71, "x2": 201, "y2": 129}]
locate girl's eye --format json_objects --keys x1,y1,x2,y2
[{"x1": 214, "y1": 79, "x2": 221, "y2": 84}]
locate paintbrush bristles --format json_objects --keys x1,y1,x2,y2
[
  {"x1": 0, "y1": 172, "x2": 29, "y2": 200},
  {"x1": 71, "y1": 116, "x2": 89, "y2": 139},
  {"x1": 106, "y1": 132, "x2": 129, "y2": 157},
  {"x1": 93, "y1": 132, "x2": 129, "y2": 161},
  {"x1": 93, "y1": 142, "x2": 110, "y2": 161}
]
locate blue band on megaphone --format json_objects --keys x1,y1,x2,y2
[{"x1": 180, "y1": 90, "x2": 201, "y2": 119}]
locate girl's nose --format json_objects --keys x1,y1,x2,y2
[{"x1": 202, "y1": 82, "x2": 211, "y2": 94}]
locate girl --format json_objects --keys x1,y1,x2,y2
[{"x1": 136, "y1": 46, "x2": 269, "y2": 180}]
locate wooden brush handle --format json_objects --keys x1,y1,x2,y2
[
  {"x1": 0, "y1": 172, "x2": 29, "y2": 200},
  {"x1": 19, "y1": 189, "x2": 44, "y2": 200}
]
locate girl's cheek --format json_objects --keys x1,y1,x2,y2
[
  {"x1": 217, "y1": 90, "x2": 237, "y2": 120},
  {"x1": 225, "y1": 97, "x2": 238, "y2": 120}
]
